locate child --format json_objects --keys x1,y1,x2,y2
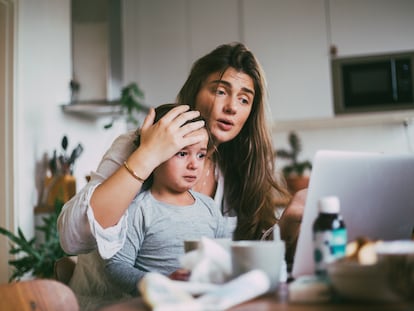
[{"x1": 104, "y1": 103, "x2": 231, "y2": 296}]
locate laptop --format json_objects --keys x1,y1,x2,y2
[{"x1": 292, "y1": 150, "x2": 414, "y2": 277}]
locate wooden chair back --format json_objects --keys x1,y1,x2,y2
[{"x1": 0, "y1": 278, "x2": 79, "y2": 311}]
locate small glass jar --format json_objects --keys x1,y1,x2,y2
[{"x1": 313, "y1": 196, "x2": 347, "y2": 276}]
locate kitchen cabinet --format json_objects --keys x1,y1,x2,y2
[
  {"x1": 187, "y1": 0, "x2": 240, "y2": 64},
  {"x1": 123, "y1": 0, "x2": 188, "y2": 107},
  {"x1": 328, "y1": 0, "x2": 414, "y2": 57},
  {"x1": 243, "y1": 0, "x2": 332, "y2": 121},
  {"x1": 122, "y1": 0, "x2": 240, "y2": 107},
  {"x1": 123, "y1": 0, "x2": 331, "y2": 121}
]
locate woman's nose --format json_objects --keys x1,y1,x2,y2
[{"x1": 223, "y1": 97, "x2": 237, "y2": 114}]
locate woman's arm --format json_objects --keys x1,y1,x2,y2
[
  {"x1": 279, "y1": 188, "x2": 307, "y2": 267},
  {"x1": 58, "y1": 105, "x2": 205, "y2": 254},
  {"x1": 90, "y1": 105, "x2": 205, "y2": 228},
  {"x1": 58, "y1": 132, "x2": 137, "y2": 255}
]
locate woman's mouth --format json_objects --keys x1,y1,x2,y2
[{"x1": 217, "y1": 119, "x2": 234, "y2": 131}]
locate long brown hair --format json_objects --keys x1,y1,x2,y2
[{"x1": 177, "y1": 42, "x2": 291, "y2": 240}]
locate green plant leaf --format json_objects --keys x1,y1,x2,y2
[
  {"x1": 61, "y1": 135, "x2": 68, "y2": 151},
  {"x1": 275, "y1": 131, "x2": 312, "y2": 177},
  {"x1": 104, "y1": 82, "x2": 147, "y2": 130},
  {"x1": 0, "y1": 200, "x2": 68, "y2": 281}
]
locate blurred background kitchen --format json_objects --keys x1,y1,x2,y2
[{"x1": 1, "y1": 0, "x2": 414, "y2": 283}]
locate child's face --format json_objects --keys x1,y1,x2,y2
[{"x1": 153, "y1": 128, "x2": 209, "y2": 193}]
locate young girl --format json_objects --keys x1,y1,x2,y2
[{"x1": 104, "y1": 103, "x2": 230, "y2": 296}]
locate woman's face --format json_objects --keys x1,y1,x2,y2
[{"x1": 195, "y1": 67, "x2": 255, "y2": 145}]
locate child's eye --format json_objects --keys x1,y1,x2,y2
[
  {"x1": 197, "y1": 153, "x2": 206, "y2": 160},
  {"x1": 176, "y1": 151, "x2": 187, "y2": 157}
]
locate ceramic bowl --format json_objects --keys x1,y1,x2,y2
[
  {"x1": 376, "y1": 240, "x2": 414, "y2": 300},
  {"x1": 327, "y1": 240, "x2": 414, "y2": 302},
  {"x1": 327, "y1": 260, "x2": 401, "y2": 302}
]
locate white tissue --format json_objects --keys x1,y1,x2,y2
[
  {"x1": 180, "y1": 237, "x2": 232, "y2": 284},
  {"x1": 139, "y1": 270, "x2": 270, "y2": 311}
]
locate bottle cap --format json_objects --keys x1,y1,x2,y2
[{"x1": 318, "y1": 196, "x2": 340, "y2": 214}]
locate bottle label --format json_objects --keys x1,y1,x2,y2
[{"x1": 314, "y1": 228, "x2": 347, "y2": 275}]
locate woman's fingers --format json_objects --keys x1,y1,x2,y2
[
  {"x1": 137, "y1": 105, "x2": 206, "y2": 168},
  {"x1": 160, "y1": 105, "x2": 191, "y2": 122},
  {"x1": 159, "y1": 107, "x2": 201, "y2": 130},
  {"x1": 140, "y1": 107, "x2": 156, "y2": 131},
  {"x1": 182, "y1": 125, "x2": 207, "y2": 145}
]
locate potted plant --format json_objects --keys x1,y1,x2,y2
[
  {"x1": 0, "y1": 136, "x2": 83, "y2": 281},
  {"x1": 41, "y1": 136, "x2": 83, "y2": 208},
  {"x1": 275, "y1": 131, "x2": 312, "y2": 194},
  {"x1": 0, "y1": 200, "x2": 67, "y2": 281},
  {"x1": 104, "y1": 82, "x2": 150, "y2": 129}
]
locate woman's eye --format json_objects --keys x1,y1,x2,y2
[
  {"x1": 240, "y1": 97, "x2": 251, "y2": 105},
  {"x1": 215, "y1": 88, "x2": 226, "y2": 96}
]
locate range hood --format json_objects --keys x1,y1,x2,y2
[{"x1": 70, "y1": 0, "x2": 123, "y2": 105}]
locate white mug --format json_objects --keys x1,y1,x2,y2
[
  {"x1": 184, "y1": 238, "x2": 232, "y2": 253},
  {"x1": 231, "y1": 240, "x2": 285, "y2": 290}
]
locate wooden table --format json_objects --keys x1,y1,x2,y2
[{"x1": 98, "y1": 284, "x2": 413, "y2": 311}]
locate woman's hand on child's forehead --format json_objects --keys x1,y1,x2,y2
[{"x1": 185, "y1": 127, "x2": 209, "y2": 145}]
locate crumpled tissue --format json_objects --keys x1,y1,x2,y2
[{"x1": 180, "y1": 237, "x2": 232, "y2": 284}]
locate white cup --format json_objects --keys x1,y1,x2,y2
[
  {"x1": 183, "y1": 240, "x2": 200, "y2": 253},
  {"x1": 184, "y1": 238, "x2": 232, "y2": 253},
  {"x1": 231, "y1": 240, "x2": 285, "y2": 290}
]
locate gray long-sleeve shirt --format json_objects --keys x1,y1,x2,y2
[{"x1": 105, "y1": 189, "x2": 231, "y2": 295}]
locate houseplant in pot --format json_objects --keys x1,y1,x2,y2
[
  {"x1": 0, "y1": 136, "x2": 82, "y2": 281},
  {"x1": 275, "y1": 131, "x2": 312, "y2": 194},
  {"x1": 0, "y1": 200, "x2": 67, "y2": 281},
  {"x1": 104, "y1": 82, "x2": 149, "y2": 129}
]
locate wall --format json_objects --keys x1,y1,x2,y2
[
  {"x1": 0, "y1": 0, "x2": 126, "y2": 281},
  {"x1": 16, "y1": 0, "x2": 127, "y2": 224},
  {"x1": 0, "y1": 0, "x2": 15, "y2": 284},
  {"x1": 273, "y1": 123, "x2": 414, "y2": 174}
]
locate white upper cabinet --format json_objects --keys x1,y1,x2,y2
[
  {"x1": 122, "y1": 0, "x2": 189, "y2": 106},
  {"x1": 122, "y1": 0, "x2": 240, "y2": 107},
  {"x1": 187, "y1": 0, "x2": 241, "y2": 66},
  {"x1": 243, "y1": 0, "x2": 332, "y2": 121},
  {"x1": 328, "y1": 0, "x2": 414, "y2": 57}
]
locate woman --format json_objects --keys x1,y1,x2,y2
[{"x1": 58, "y1": 42, "x2": 305, "y2": 263}]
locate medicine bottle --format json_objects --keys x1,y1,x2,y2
[{"x1": 313, "y1": 196, "x2": 347, "y2": 276}]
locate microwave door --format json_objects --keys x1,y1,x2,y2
[
  {"x1": 395, "y1": 59, "x2": 413, "y2": 103},
  {"x1": 342, "y1": 61, "x2": 393, "y2": 108}
]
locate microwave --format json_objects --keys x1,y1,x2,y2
[{"x1": 332, "y1": 51, "x2": 414, "y2": 114}]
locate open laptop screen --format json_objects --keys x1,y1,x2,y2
[{"x1": 292, "y1": 150, "x2": 414, "y2": 277}]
